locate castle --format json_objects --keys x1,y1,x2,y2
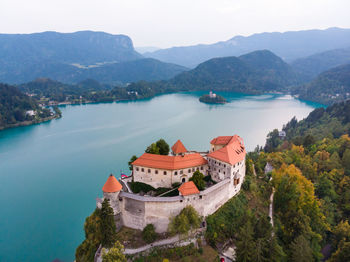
[{"x1": 97, "y1": 135, "x2": 246, "y2": 233}]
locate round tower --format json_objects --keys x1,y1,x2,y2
[{"x1": 102, "y1": 174, "x2": 122, "y2": 214}]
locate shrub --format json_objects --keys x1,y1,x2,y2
[
  {"x1": 129, "y1": 182, "x2": 155, "y2": 193},
  {"x1": 142, "y1": 224, "x2": 157, "y2": 243},
  {"x1": 169, "y1": 206, "x2": 201, "y2": 235}
]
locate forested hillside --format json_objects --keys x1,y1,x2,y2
[
  {"x1": 207, "y1": 101, "x2": 350, "y2": 261},
  {"x1": 296, "y1": 64, "x2": 350, "y2": 105},
  {"x1": 291, "y1": 47, "x2": 350, "y2": 82},
  {"x1": 0, "y1": 83, "x2": 53, "y2": 129},
  {"x1": 2, "y1": 58, "x2": 187, "y2": 85},
  {"x1": 169, "y1": 50, "x2": 299, "y2": 93}
]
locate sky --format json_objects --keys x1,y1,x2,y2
[{"x1": 0, "y1": 0, "x2": 349, "y2": 48}]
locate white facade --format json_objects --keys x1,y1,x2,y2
[{"x1": 133, "y1": 164, "x2": 208, "y2": 188}]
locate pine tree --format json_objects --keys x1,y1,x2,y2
[
  {"x1": 156, "y1": 139, "x2": 170, "y2": 155},
  {"x1": 289, "y1": 235, "x2": 313, "y2": 262},
  {"x1": 100, "y1": 199, "x2": 117, "y2": 247},
  {"x1": 267, "y1": 236, "x2": 286, "y2": 262},
  {"x1": 236, "y1": 221, "x2": 255, "y2": 262}
]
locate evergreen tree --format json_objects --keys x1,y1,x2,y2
[
  {"x1": 128, "y1": 155, "x2": 137, "y2": 170},
  {"x1": 142, "y1": 224, "x2": 157, "y2": 243},
  {"x1": 156, "y1": 139, "x2": 170, "y2": 155},
  {"x1": 267, "y1": 236, "x2": 286, "y2": 262},
  {"x1": 100, "y1": 199, "x2": 117, "y2": 247},
  {"x1": 342, "y1": 149, "x2": 350, "y2": 175},
  {"x1": 289, "y1": 235, "x2": 313, "y2": 262},
  {"x1": 236, "y1": 221, "x2": 255, "y2": 262}
]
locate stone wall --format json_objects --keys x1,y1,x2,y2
[
  {"x1": 100, "y1": 161, "x2": 245, "y2": 233},
  {"x1": 117, "y1": 169, "x2": 244, "y2": 233}
]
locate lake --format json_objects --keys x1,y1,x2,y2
[{"x1": 0, "y1": 91, "x2": 321, "y2": 261}]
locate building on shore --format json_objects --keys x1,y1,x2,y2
[{"x1": 97, "y1": 135, "x2": 246, "y2": 233}]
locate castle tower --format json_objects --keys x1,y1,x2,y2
[
  {"x1": 102, "y1": 174, "x2": 122, "y2": 214},
  {"x1": 171, "y1": 139, "x2": 188, "y2": 155}
]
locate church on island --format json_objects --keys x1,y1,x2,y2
[{"x1": 97, "y1": 135, "x2": 246, "y2": 233}]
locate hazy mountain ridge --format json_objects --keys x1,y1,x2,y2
[
  {"x1": 0, "y1": 31, "x2": 141, "y2": 65},
  {"x1": 145, "y1": 27, "x2": 350, "y2": 67},
  {"x1": 0, "y1": 31, "x2": 187, "y2": 85},
  {"x1": 291, "y1": 46, "x2": 350, "y2": 81},
  {"x1": 296, "y1": 63, "x2": 350, "y2": 104}
]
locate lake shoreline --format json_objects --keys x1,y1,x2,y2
[{"x1": 0, "y1": 114, "x2": 61, "y2": 131}]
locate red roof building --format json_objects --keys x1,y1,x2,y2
[
  {"x1": 171, "y1": 139, "x2": 187, "y2": 155},
  {"x1": 102, "y1": 174, "x2": 123, "y2": 193},
  {"x1": 178, "y1": 181, "x2": 200, "y2": 196},
  {"x1": 208, "y1": 135, "x2": 246, "y2": 165},
  {"x1": 132, "y1": 153, "x2": 207, "y2": 170}
]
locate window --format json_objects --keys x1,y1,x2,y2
[
  {"x1": 224, "y1": 164, "x2": 226, "y2": 168},
  {"x1": 199, "y1": 195, "x2": 202, "y2": 199},
  {"x1": 174, "y1": 171, "x2": 178, "y2": 175},
  {"x1": 148, "y1": 169, "x2": 151, "y2": 173},
  {"x1": 196, "y1": 167, "x2": 199, "y2": 171},
  {"x1": 180, "y1": 170, "x2": 183, "y2": 174},
  {"x1": 224, "y1": 171, "x2": 225, "y2": 174},
  {"x1": 141, "y1": 168, "x2": 144, "y2": 172},
  {"x1": 136, "y1": 167, "x2": 139, "y2": 171},
  {"x1": 163, "y1": 171, "x2": 167, "y2": 175},
  {"x1": 155, "y1": 170, "x2": 158, "y2": 174},
  {"x1": 188, "y1": 169, "x2": 191, "y2": 173},
  {"x1": 200, "y1": 166, "x2": 203, "y2": 170}
]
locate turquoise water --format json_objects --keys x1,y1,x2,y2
[{"x1": 0, "y1": 92, "x2": 321, "y2": 262}]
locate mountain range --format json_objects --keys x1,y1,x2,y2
[
  {"x1": 0, "y1": 31, "x2": 187, "y2": 84},
  {"x1": 290, "y1": 46, "x2": 350, "y2": 81},
  {"x1": 145, "y1": 27, "x2": 350, "y2": 67},
  {"x1": 169, "y1": 50, "x2": 299, "y2": 93}
]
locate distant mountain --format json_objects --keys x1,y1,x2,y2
[
  {"x1": 291, "y1": 47, "x2": 350, "y2": 82},
  {"x1": 135, "y1": 46, "x2": 160, "y2": 54},
  {"x1": 145, "y1": 28, "x2": 350, "y2": 67},
  {"x1": 1, "y1": 58, "x2": 188, "y2": 85},
  {"x1": 296, "y1": 63, "x2": 350, "y2": 104},
  {"x1": 0, "y1": 31, "x2": 141, "y2": 65},
  {"x1": 169, "y1": 50, "x2": 299, "y2": 93}
]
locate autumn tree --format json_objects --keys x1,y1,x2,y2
[{"x1": 102, "y1": 241, "x2": 126, "y2": 262}]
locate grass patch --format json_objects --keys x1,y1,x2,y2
[{"x1": 130, "y1": 243, "x2": 219, "y2": 262}]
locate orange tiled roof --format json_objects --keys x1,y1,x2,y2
[
  {"x1": 132, "y1": 153, "x2": 207, "y2": 170},
  {"x1": 210, "y1": 136, "x2": 234, "y2": 145},
  {"x1": 102, "y1": 174, "x2": 122, "y2": 193},
  {"x1": 208, "y1": 135, "x2": 246, "y2": 165},
  {"x1": 178, "y1": 181, "x2": 200, "y2": 196},
  {"x1": 171, "y1": 139, "x2": 187, "y2": 154}
]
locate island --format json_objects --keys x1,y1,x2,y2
[{"x1": 199, "y1": 91, "x2": 227, "y2": 104}]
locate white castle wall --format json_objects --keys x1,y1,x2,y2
[
  {"x1": 133, "y1": 164, "x2": 208, "y2": 188},
  {"x1": 102, "y1": 161, "x2": 245, "y2": 233}
]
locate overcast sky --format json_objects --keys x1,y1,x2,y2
[{"x1": 0, "y1": 0, "x2": 349, "y2": 48}]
